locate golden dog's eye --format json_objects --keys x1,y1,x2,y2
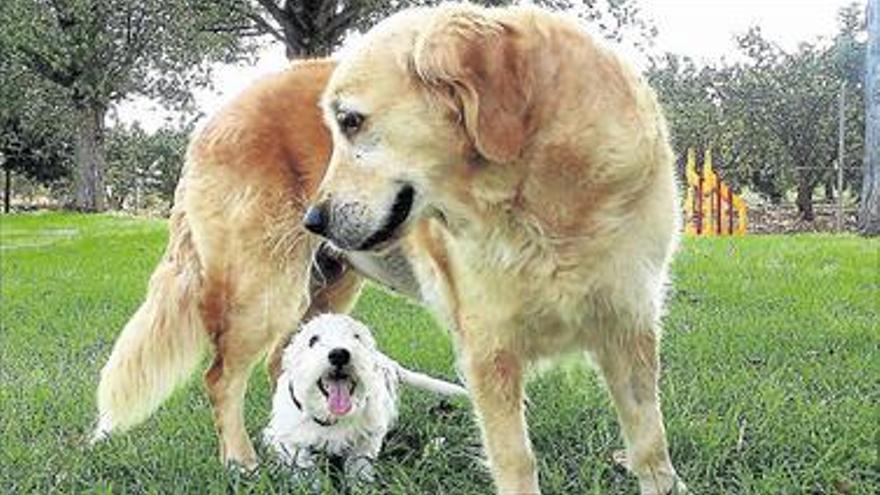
[
  {"x1": 337, "y1": 111, "x2": 364, "y2": 136},
  {"x1": 308, "y1": 335, "x2": 319, "y2": 347}
]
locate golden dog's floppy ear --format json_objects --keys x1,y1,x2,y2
[{"x1": 412, "y1": 8, "x2": 533, "y2": 163}]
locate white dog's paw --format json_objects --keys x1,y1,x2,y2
[
  {"x1": 273, "y1": 446, "x2": 326, "y2": 492},
  {"x1": 89, "y1": 416, "x2": 114, "y2": 446},
  {"x1": 287, "y1": 465, "x2": 325, "y2": 493},
  {"x1": 89, "y1": 427, "x2": 110, "y2": 446},
  {"x1": 344, "y1": 456, "x2": 376, "y2": 484}
]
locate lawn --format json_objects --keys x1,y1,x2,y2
[{"x1": 1, "y1": 212, "x2": 878, "y2": 494}]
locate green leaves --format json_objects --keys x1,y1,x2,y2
[
  {"x1": 1, "y1": 0, "x2": 254, "y2": 108},
  {"x1": 0, "y1": 0, "x2": 256, "y2": 210},
  {"x1": 649, "y1": 5, "x2": 868, "y2": 217},
  {"x1": 229, "y1": 0, "x2": 657, "y2": 60},
  {"x1": 104, "y1": 123, "x2": 189, "y2": 211}
]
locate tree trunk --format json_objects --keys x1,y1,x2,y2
[
  {"x1": 3, "y1": 167, "x2": 11, "y2": 214},
  {"x1": 73, "y1": 102, "x2": 108, "y2": 212},
  {"x1": 825, "y1": 177, "x2": 835, "y2": 202},
  {"x1": 796, "y1": 177, "x2": 815, "y2": 222},
  {"x1": 282, "y1": 33, "x2": 333, "y2": 60},
  {"x1": 860, "y1": 0, "x2": 880, "y2": 235}
]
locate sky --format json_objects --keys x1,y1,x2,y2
[
  {"x1": 643, "y1": 0, "x2": 858, "y2": 62},
  {"x1": 114, "y1": 0, "x2": 862, "y2": 132}
]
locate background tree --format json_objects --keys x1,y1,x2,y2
[
  {"x1": 828, "y1": 2, "x2": 867, "y2": 201},
  {"x1": 0, "y1": 119, "x2": 73, "y2": 213},
  {"x1": 0, "y1": 0, "x2": 252, "y2": 212},
  {"x1": 732, "y1": 29, "x2": 843, "y2": 221},
  {"x1": 0, "y1": 46, "x2": 73, "y2": 212},
  {"x1": 105, "y1": 123, "x2": 191, "y2": 211},
  {"x1": 647, "y1": 54, "x2": 750, "y2": 185},
  {"x1": 648, "y1": 45, "x2": 792, "y2": 202},
  {"x1": 222, "y1": 0, "x2": 656, "y2": 59},
  {"x1": 713, "y1": 62, "x2": 790, "y2": 200},
  {"x1": 650, "y1": 6, "x2": 868, "y2": 221},
  {"x1": 861, "y1": 0, "x2": 880, "y2": 234},
  {"x1": 647, "y1": 54, "x2": 719, "y2": 161}
]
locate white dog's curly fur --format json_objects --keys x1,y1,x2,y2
[{"x1": 263, "y1": 314, "x2": 467, "y2": 482}]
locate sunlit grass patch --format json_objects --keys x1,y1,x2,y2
[{"x1": 1, "y1": 213, "x2": 877, "y2": 493}]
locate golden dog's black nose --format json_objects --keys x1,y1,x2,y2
[
  {"x1": 303, "y1": 204, "x2": 328, "y2": 236},
  {"x1": 328, "y1": 348, "x2": 350, "y2": 367}
]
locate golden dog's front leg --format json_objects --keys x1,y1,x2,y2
[
  {"x1": 461, "y1": 344, "x2": 539, "y2": 494},
  {"x1": 591, "y1": 330, "x2": 687, "y2": 495}
]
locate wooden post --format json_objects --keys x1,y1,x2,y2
[
  {"x1": 135, "y1": 169, "x2": 141, "y2": 213},
  {"x1": 696, "y1": 178, "x2": 703, "y2": 235},
  {"x1": 837, "y1": 81, "x2": 847, "y2": 232},
  {"x1": 728, "y1": 187, "x2": 734, "y2": 235},
  {"x1": 715, "y1": 181, "x2": 722, "y2": 235},
  {"x1": 3, "y1": 167, "x2": 11, "y2": 214}
]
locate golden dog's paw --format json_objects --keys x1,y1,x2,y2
[
  {"x1": 224, "y1": 456, "x2": 259, "y2": 476},
  {"x1": 642, "y1": 475, "x2": 689, "y2": 495},
  {"x1": 612, "y1": 449, "x2": 688, "y2": 495},
  {"x1": 612, "y1": 448, "x2": 632, "y2": 471}
]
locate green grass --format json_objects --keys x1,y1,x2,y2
[{"x1": 1, "y1": 212, "x2": 878, "y2": 494}]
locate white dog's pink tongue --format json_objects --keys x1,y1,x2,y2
[{"x1": 327, "y1": 381, "x2": 352, "y2": 416}]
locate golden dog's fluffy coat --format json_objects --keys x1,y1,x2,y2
[
  {"x1": 96, "y1": 4, "x2": 687, "y2": 495},
  {"x1": 308, "y1": 5, "x2": 686, "y2": 495},
  {"x1": 94, "y1": 60, "x2": 364, "y2": 467}
]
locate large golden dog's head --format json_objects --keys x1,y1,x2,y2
[{"x1": 303, "y1": 5, "x2": 537, "y2": 251}]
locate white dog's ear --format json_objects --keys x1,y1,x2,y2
[
  {"x1": 412, "y1": 7, "x2": 534, "y2": 163},
  {"x1": 281, "y1": 345, "x2": 296, "y2": 371},
  {"x1": 282, "y1": 331, "x2": 306, "y2": 371}
]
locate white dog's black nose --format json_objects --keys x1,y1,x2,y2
[
  {"x1": 303, "y1": 204, "x2": 328, "y2": 236},
  {"x1": 328, "y1": 348, "x2": 350, "y2": 367}
]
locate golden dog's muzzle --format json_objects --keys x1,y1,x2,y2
[{"x1": 303, "y1": 184, "x2": 415, "y2": 251}]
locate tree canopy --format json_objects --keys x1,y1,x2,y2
[
  {"x1": 220, "y1": 0, "x2": 657, "y2": 59},
  {"x1": 0, "y1": 0, "x2": 253, "y2": 210},
  {"x1": 2, "y1": 0, "x2": 873, "y2": 228},
  {"x1": 104, "y1": 123, "x2": 190, "y2": 211},
  {"x1": 649, "y1": 3, "x2": 868, "y2": 221}
]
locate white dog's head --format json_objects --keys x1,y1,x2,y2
[{"x1": 283, "y1": 314, "x2": 383, "y2": 421}]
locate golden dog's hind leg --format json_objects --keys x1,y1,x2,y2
[
  {"x1": 461, "y1": 344, "x2": 539, "y2": 494},
  {"x1": 204, "y1": 329, "x2": 269, "y2": 471},
  {"x1": 200, "y1": 270, "x2": 292, "y2": 471},
  {"x1": 590, "y1": 331, "x2": 687, "y2": 495}
]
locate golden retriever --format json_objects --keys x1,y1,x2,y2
[
  {"x1": 306, "y1": 4, "x2": 687, "y2": 495},
  {"x1": 93, "y1": 59, "x2": 366, "y2": 468}
]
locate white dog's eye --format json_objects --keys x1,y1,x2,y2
[
  {"x1": 354, "y1": 334, "x2": 360, "y2": 340},
  {"x1": 336, "y1": 110, "x2": 365, "y2": 137},
  {"x1": 308, "y1": 335, "x2": 319, "y2": 347}
]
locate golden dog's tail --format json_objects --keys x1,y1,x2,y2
[{"x1": 92, "y1": 206, "x2": 206, "y2": 442}]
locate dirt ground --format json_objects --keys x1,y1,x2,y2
[{"x1": 747, "y1": 203, "x2": 860, "y2": 234}]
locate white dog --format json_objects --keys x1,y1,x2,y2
[{"x1": 263, "y1": 314, "x2": 467, "y2": 482}]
